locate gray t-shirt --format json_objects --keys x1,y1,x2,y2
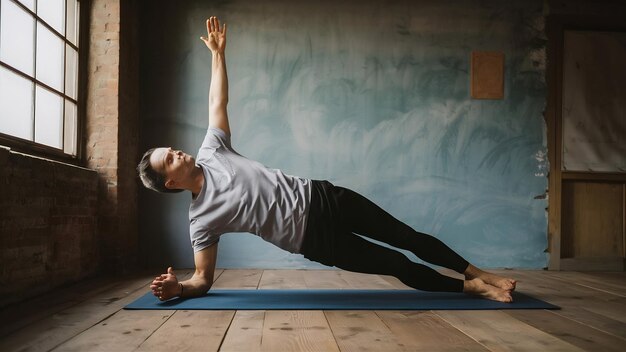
[{"x1": 189, "y1": 127, "x2": 312, "y2": 254}]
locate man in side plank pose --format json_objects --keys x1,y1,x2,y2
[{"x1": 138, "y1": 17, "x2": 516, "y2": 303}]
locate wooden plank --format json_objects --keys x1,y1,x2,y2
[
  {"x1": 435, "y1": 310, "x2": 584, "y2": 351},
  {"x1": 53, "y1": 309, "x2": 174, "y2": 352},
  {"x1": 223, "y1": 309, "x2": 340, "y2": 352},
  {"x1": 258, "y1": 270, "x2": 307, "y2": 289},
  {"x1": 590, "y1": 271, "x2": 626, "y2": 283},
  {"x1": 503, "y1": 271, "x2": 626, "y2": 339},
  {"x1": 376, "y1": 310, "x2": 488, "y2": 351},
  {"x1": 0, "y1": 272, "x2": 160, "y2": 352},
  {"x1": 220, "y1": 310, "x2": 265, "y2": 352},
  {"x1": 512, "y1": 270, "x2": 626, "y2": 323},
  {"x1": 219, "y1": 310, "x2": 265, "y2": 352},
  {"x1": 0, "y1": 274, "x2": 122, "y2": 337},
  {"x1": 506, "y1": 309, "x2": 626, "y2": 352},
  {"x1": 214, "y1": 268, "x2": 225, "y2": 279},
  {"x1": 261, "y1": 310, "x2": 339, "y2": 352},
  {"x1": 211, "y1": 269, "x2": 263, "y2": 289},
  {"x1": 541, "y1": 271, "x2": 626, "y2": 297},
  {"x1": 135, "y1": 310, "x2": 235, "y2": 352},
  {"x1": 338, "y1": 271, "x2": 401, "y2": 289},
  {"x1": 48, "y1": 270, "x2": 196, "y2": 352},
  {"x1": 324, "y1": 311, "x2": 402, "y2": 351},
  {"x1": 301, "y1": 270, "x2": 349, "y2": 289},
  {"x1": 0, "y1": 269, "x2": 197, "y2": 352}
]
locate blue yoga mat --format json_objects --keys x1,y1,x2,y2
[{"x1": 124, "y1": 289, "x2": 559, "y2": 310}]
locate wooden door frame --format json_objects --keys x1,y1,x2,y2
[{"x1": 546, "y1": 14, "x2": 626, "y2": 270}]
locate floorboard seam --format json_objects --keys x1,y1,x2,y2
[
  {"x1": 321, "y1": 310, "x2": 341, "y2": 351},
  {"x1": 47, "y1": 278, "x2": 153, "y2": 351},
  {"x1": 47, "y1": 309, "x2": 120, "y2": 352},
  {"x1": 431, "y1": 310, "x2": 495, "y2": 352},
  {"x1": 0, "y1": 277, "x2": 125, "y2": 338},
  {"x1": 132, "y1": 310, "x2": 178, "y2": 351},
  {"x1": 216, "y1": 310, "x2": 237, "y2": 351},
  {"x1": 508, "y1": 309, "x2": 626, "y2": 343},
  {"x1": 544, "y1": 273, "x2": 626, "y2": 298}
]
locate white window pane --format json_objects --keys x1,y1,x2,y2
[
  {"x1": 63, "y1": 100, "x2": 77, "y2": 155},
  {"x1": 0, "y1": 66, "x2": 34, "y2": 140},
  {"x1": 66, "y1": 0, "x2": 79, "y2": 46},
  {"x1": 34, "y1": 85, "x2": 62, "y2": 148},
  {"x1": 37, "y1": 0, "x2": 64, "y2": 35},
  {"x1": 36, "y1": 23, "x2": 64, "y2": 92},
  {"x1": 65, "y1": 45, "x2": 78, "y2": 99},
  {"x1": 0, "y1": 0, "x2": 35, "y2": 75},
  {"x1": 16, "y1": 0, "x2": 35, "y2": 12}
]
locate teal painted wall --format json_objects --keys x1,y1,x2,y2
[{"x1": 139, "y1": 0, "x2": 548, "y2": 269}]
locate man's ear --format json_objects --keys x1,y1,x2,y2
[{"x1": 165, "y1": 179, "x2": 176, "y2": 189}]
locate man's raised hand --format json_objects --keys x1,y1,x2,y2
[{"x1": 200, "y1": 16, "x2": 226, "y2": 53}]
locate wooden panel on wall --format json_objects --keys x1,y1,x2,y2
[
  {"x1": 470, "y1": 51, "x2": 505, "y2": 99},
  {"x1": 561, "y1": 181, "x2": 624, "y2": 259},
  {"x1": 561, "y1": 30, "x2": 626, "y2": 172}
]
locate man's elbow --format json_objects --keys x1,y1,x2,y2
[{"x1": 199, "y1": 273, "x2": 214, "y2": 291}]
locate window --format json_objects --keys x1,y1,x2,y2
[{"x1": 0, "y1": 0, "x2": 81, "y2": 159}]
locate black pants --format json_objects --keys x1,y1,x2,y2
[{"x1": 301, "y1": 180, "x2": 469, "y2": 292}]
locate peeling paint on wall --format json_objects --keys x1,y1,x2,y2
[{"x1": 139, "y1": 0, "x2": 548, "y2": 269}]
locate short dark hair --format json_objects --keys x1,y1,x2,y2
[{"x1": 137, "y1": 148, "x2": 183, "y2": 193}]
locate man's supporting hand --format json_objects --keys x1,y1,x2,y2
[{"x1": 150, "y1": 267, "x2": 182, "y2": 301}]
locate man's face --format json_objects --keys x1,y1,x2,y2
[{"x1": 149, "y1": 147, "x2": 195, "y2": 190}]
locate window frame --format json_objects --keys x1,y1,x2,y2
[{"x1": 0, "y1": 0, "x2": 89, "y2": 165}]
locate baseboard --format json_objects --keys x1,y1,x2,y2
[{"x1": 559, "y1": 257, "x2": 626, "y2": 271}]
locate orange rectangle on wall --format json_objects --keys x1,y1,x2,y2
[{"x1": 471, "y1": 51, "x2": 504, "y2": 99}]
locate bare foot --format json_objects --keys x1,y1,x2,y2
[
  {"x1": 463, "y1": 278, "x2": 513, "y2": 303},
  {"x1": 464, "y1": 264, "x2": 517, "y2": 291}
]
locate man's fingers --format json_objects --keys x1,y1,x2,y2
[
  {"x1": 215, "y1": 17, "x2": 220, "y2": 32},
  {"x1": 167, "y1": 267, "x2": 174, "y2": 275},
  {"x1": 222, "y1": 23, "x2": 227, "y2": 35}
]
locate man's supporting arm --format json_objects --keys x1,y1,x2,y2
[{"x1": 179, "y1": 242, "x2": 218, "y2": 297}]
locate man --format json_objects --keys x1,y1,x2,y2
[{"x1": 138, "y1": 17, "x2": 516, "y2": 303}]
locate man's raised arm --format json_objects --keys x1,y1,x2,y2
[{"x1": 200, "y1": 16, "x2": 230, "y2": 135}]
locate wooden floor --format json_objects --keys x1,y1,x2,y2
[{"x1": 1, "y1": 269, "x2": 625, "y2": 351}]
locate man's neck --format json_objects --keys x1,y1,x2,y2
[{"x1": 189, "y1": 166, "x2": 205, "y2": 197}]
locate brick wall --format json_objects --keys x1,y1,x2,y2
[
  {"x1": 0, "y1": 147, "x2": 99, "y2": 308},
  {"x1": 0, "y1": 0, "x2": 140, "y2": 306},
  {"x1": 86, "y1": 0, "x2": 139, "y2": 271}
]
